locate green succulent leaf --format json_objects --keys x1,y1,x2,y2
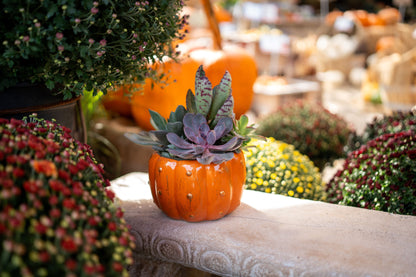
[
  {"x1": 168, "y1": 105, "x2": 187, "y2": 123},
  {"x1": 186, "y1": 89, "x2": 197, "y2": 114},
  {"x1": 149, "y1": 110, "x2": 167, "y2": 130},
  {"x1": 194, "y1": 65, "x2": 213, "y2": 117},
  {"x1": 213, "y1": 94, "x2": 234, "y2": 127},
  {"x1": 166, "y1": 121, "x2": 183, "y2": 135},
  {"x1": 208, "y1": 70, "x2": 232, "y2": 123}
]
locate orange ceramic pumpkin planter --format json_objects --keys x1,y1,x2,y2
[
  {"x1": 125, "y1": 65, "x2": 254, "y2": 222},
  {"x1": 148, "y1": 151, "x2": 246, "y2": 222}
]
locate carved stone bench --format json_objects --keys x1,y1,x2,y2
[{"x1": 110, "y1": 172, "x2": 416, "y2": 277}]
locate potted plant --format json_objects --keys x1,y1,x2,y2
[
  {"x1": 244, "y1": 137, "x2": 324, "y2": 201},
  {"x1": 0, "y1": 0, "x2": 187, "y2": 141},
  {"x1": 126, "y1": 65, "x2": 255, "y2": 222},
  {"x1": 255, "y1": 101, "x2": 352, "y2": 170},
  {"x1": 0, "y1": 115, "x2": 135, "y2": 276},
  {"x1": 325, "y1": 130, "x2": 416, "y2": 215}
]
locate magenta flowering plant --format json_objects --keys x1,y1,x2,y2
[
  {"x1": 0, "y1": 0, "x2": 187, "y2": 99},
  {"x1": 326, "y1": 130, "x2": 416, "y2": 215},
  {"x1": 0, "y1": 115, "x2": 135, "y2": 276}
]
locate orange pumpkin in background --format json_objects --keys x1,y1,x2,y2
[
  {"x1": 131, "y1": 56, "x2": 200, "y2": 130},
  {"x1": 189, "y1": 44, "x2": 257, "y2": 119},
  {"x1": 378, "y1": 7, "x2": 401, "y2": 25}
]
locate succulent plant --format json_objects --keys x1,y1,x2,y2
[
  {"x1": 126, "y1": 65, "x2": 254, "y2": 164},
  {"x1": 326, "y1": 130, "x2": 416, "y2": 215}
]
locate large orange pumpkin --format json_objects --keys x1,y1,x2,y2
[
  {"x1": 189, "y1": 44, "x2": 257, "y2": 119},
  {"x1": 148, "y1": 151, "x2": 246, "y2": 222},
  {"x1": 131, "y1": 56, "x2": 200, "y2": 130}
]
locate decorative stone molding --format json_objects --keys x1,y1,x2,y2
[{"x1": 111, "y1": 172, "x2": 416, "y2": 277}]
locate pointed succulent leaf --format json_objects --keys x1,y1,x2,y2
[
  {"x1": 212, "y1": 94, "x2": 234, "y2": 127},
  {"x1": 198, "y1": 151, "x2": 235, "y2": 165},
  {"x1": 168, "y1": 105, "x2": 186, "y2": 123},
  {"x1": 237, "y1": 114, "x2": 249, "y2": 131},
  {"x1": 206, "y1": 130, "x2": 217, "y2": 145},
  {"x1": 125, "y1": 132, "x2": 161, "y2": 147},
  {"x1": 150, "y1": 130, "x2": 170, "y2": 145},
  {"x1": 210, "y1": 136, "x2": 243, "y2": 152},
  {"x1": 207, "y1": 71, "x2": 232, "y2": 122},
  {"x1": 195, "y1": 65, "x2": 213, "y2": 117},
  {"x1": 166, "y1": 132, "x2": 195, "y2": 149},
  {"x1": 167, "y1": 148, "x2": 199, "y2": 160},
  {"x1": 149, "y1": 109, "x2": 167, "y2": 130},
  {"x1": 213, "y1": 117, "x2": 233, "y2": 139},
  {"x1": 186, "y1": 89, "x2": 197, "y2": 114},
  {"x1": 166, "y1": 121, "x2": 183, "y2": 135}
]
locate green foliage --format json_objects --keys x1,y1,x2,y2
[
  {"x1": 326, "y1": 130, "x2": 416, "y2": 215},
  {"x1": 0, "y1": 115, "x2": 134, "y2": 276},
  {"x1": 255, "y1": 101, "x2": 352, "y2": 169},
  {"x1": 0, "y1": 0, "x2": 186, "y2": 100},
  {"x1": 244, "y1": 137, "x2": 324, "y2": 200}
]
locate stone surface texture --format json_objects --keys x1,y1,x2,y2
[{"x1": 111, "y1": 172, "x2": 416, "y2": 277}]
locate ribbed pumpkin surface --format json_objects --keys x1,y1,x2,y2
[{"x1": 148, "y1": 151, "x2": 246, "y2": 222}]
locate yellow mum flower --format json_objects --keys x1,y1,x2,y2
[
  {"x1": 296, "y1": 186, "x2": 304, "y2": 193},
  {"x1": 265, "y1": 187, "x2": 271, "y2": 193},
  {"x1": 255, "y1": 171, "x2": 263, "y2": 178},
  {"x1": 288, "y1": 190, "x2": 294, "y2": 196},
  {"x1": 270, "y1": 173, "x2": 277, "y2": 179},
  {"x1": 251, "y1": 183, "x2": 257, "y2": 190},
  {"x1": 256, "y1": 178, "x2": 263, "y2": 185},
  {"x1": 293, "y1": 177, "x2": 300, "y2": 183},
  {"x1": 280, "y1": 163, "x2": 286, "y2": 170}
]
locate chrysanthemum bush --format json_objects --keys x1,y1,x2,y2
[
  {"x1": 255, "y1": 101, "x2": 352, "y2": 169},
  {"x1": 243, "y1": 137, "x2": 324, "y2": 200},
  {"x1": 0, "y1": 0, "x2": 187, "y2": 99},
  {"x1": 345, "y1": 110, "x2": 416, "y2": 153},
  {"x1": 326, "y1": 130, "x2": 416, "y2": 215},
  {"x1": 0, "y1": 115, "x2": 135, "y2": 276}
]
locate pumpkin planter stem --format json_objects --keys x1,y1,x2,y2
[{"x1": 201, "y1": 0, "x2": 223, "y2": 50}]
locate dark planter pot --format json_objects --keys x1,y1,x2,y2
[{"x1": 0, "y1": 82, "x2": 86, "y2": 143}]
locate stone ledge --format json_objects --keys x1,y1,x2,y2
[{"x1": 111, "y1": 172, "x2": 416, "y2": 277}]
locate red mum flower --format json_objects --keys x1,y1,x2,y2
[
  {"x1": 23, "y1": 180, "x2": 39, "y2": 194},
  {"x1": 49, "y1": 179, "x2": 63, "y2": 192},
  {"x1": 108, "y1": 222, "x2": 117, "y2": 231},
  {"x1": 116, "y1": 208, "x2": 124, "y2": 218},
  {"x1": 61, "y1": 237, "x2": 78, "y2": 253},
  {"x1": 63, "y1": 198, "x2": 76, "y2": 210},
  {"x1": 65, "y1": 259, "x2": 77, "y2": 270},
  {"x1": 39, "y1": 251, "x2": 50, "y2": 262},
  {"x1": 113, "y1": 262, "x2": 124, "y2": 272},
  {"x1": 105, "y1": 189, "x2": 115, "y2": 201}
]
